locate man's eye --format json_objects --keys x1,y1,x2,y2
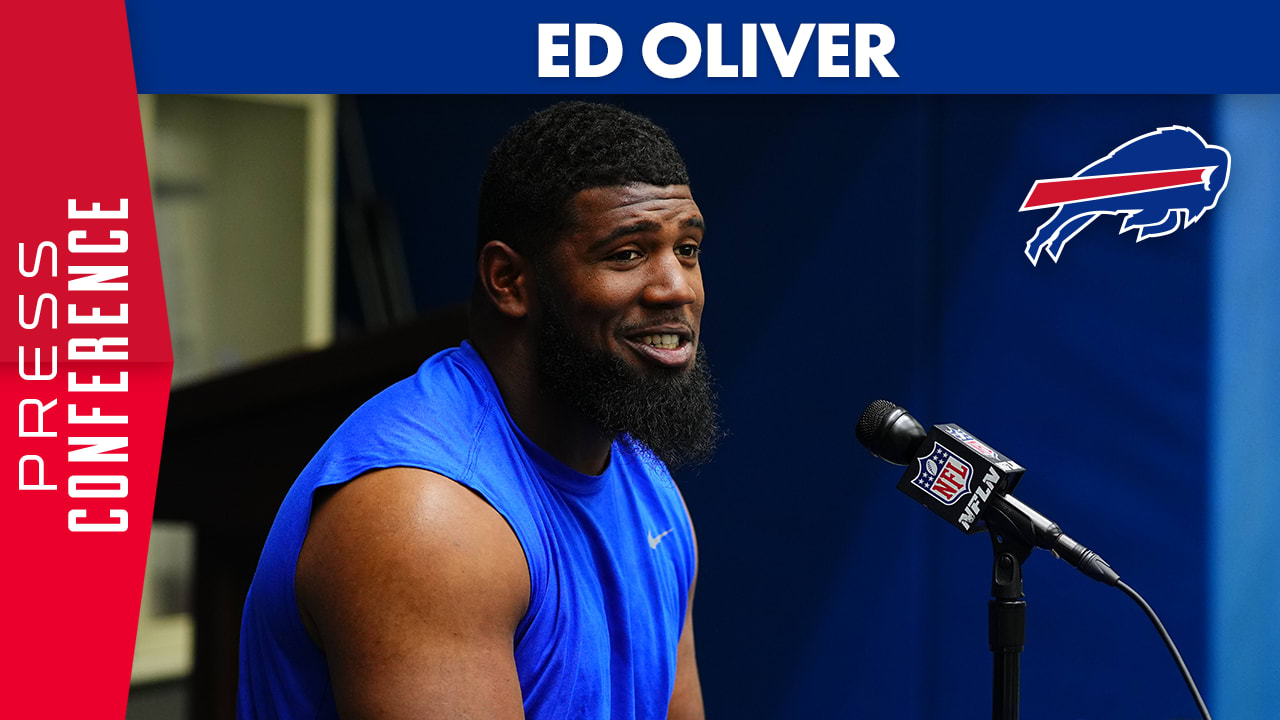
[
  {"x1": 676, "y1": 244, "x2": 701, "y2": 258},
  {"x1": 608, "y1": 249, "x2": 642, "y2": 262}
]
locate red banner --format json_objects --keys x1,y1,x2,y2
[{"x1": 2, "y1": 2, "x2": 171, "y2": 717}]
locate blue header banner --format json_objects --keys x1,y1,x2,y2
[{"x1": 125, "y1": 0, "x2": 1277, "y2": 93}]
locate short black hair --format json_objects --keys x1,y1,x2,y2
[{"x1": 477, "y1": 102, "x2": 690, "y2": 260}]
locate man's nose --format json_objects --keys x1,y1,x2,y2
[{"x1": 641, "y1": 253, "x2": 698, "y2": 307}]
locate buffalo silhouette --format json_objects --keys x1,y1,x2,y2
[{"x1": 1022, "y1": 126, "x2": 1230, "y2": 265}]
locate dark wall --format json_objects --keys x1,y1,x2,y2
[{"x1": 345, "y1": 95, "x2": 1213, "y2": 719}]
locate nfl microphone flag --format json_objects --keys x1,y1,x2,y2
[
  {"x1": 898, "y1": 423, "x2": 1025, "y2": 534},
  {"x1": 2, "y1": 1, "x2": 172, "y2": 717}
]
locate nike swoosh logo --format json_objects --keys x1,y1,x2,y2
[{"x1": 648, "y1": 528, "x2": 675, "y2": 550}]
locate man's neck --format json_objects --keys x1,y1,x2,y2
[{"x1": 472, "y1": 338, "x2": 614, "y2": 476}]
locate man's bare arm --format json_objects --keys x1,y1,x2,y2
[
  {"x1": 667, "y1": 574, "x2": 704, "y2": 719},
  {"x1": 667, "y1": 499, "x2": 705, "y2": 720},
  {"x1": 296, "y1": 467, "x2": 530, "y2": 719}
]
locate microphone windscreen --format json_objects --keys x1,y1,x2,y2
[
  {"x1": 856, "y1": 399, "x2": 899, "y2": 448},
  {"x1": 856, "y1": 400, "x2": 926, "y2": 466}
]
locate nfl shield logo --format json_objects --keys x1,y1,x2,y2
[{"x1": 911, "y1": 442, "x2": 974, "y2": 506}]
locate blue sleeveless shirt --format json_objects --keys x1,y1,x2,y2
[{"x1": 237, "y1": 342, "x2": 697, "y2": 719}]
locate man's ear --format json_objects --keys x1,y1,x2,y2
[{"x1": 477, "y1": 241, "x2": 533, "y2": 319}]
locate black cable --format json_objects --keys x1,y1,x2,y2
[{"x1": 1115, "y1": 580, "x2": 1212, "y2": 720}]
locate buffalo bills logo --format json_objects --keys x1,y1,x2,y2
[
  {"x1": 1021, "y1": 126, "x2": 1230, "y2": 265},
  {"x1": 911, "y1": 443, "x2": 973, "y2": 506}
]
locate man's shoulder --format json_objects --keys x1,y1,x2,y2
[
  {"x1": 298, "y1": 467, "x2": 530, "y2": 633},
  {"x1": 318, "y1": 345, "x2": 500, "y2": 474},
  {"x1": 353, "y1": 344, "x2": 491, "y2": 426},
  {"x1": 294, "y1": 467, "x2": 530, "y2": 715}
]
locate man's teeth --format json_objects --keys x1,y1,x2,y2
[{"x1": 639, "y1": 334, "x2": 681, "y2": 350}]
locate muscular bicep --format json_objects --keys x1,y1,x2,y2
[{"x1": 296, "y1": 467, "x2": 530, "y2": 719}]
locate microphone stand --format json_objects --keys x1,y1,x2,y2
[
  {"x1": 858, "y1": 403, "x2": 1212, "y2": 720},
  {"x1": 988, "y1": 527, "x2": 1032, "y2": 720}
]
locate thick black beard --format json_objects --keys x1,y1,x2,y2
[{"x1": 533, "y1": 298, "x2": 721, "y2": 472}]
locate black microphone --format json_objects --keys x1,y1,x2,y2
[{"x1": 856, "y1": 400, "x2": 1119, "y2": 585}]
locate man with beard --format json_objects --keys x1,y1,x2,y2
[{"x1": 238, "y1": 102, "x2": 717, "y2": 720}]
